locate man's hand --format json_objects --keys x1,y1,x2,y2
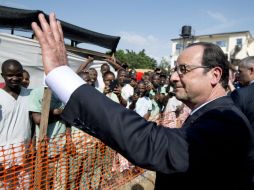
[{"x1": 31, "y1": 13, "x2": 68, "y2": 74}]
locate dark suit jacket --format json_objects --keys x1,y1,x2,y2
[
  {"x1": 62, "y1": 84, "x2": 254, "y2": 190},
  {"x1": 231, "y1": 83, "x2": 254, "y2": 128}
]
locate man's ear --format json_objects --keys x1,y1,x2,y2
[
  {"x1": 249, "y1": 66, "x2": 254, "y2": 75},
  {"x1": 211, "y1": 67, "x2": 222, "y2": 86}
]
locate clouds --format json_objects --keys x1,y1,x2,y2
[
  {"x1": 118, "y1": 31, "x2": 170, "y2": 63},
  {"x1": 197, "y1": 10, "x2": 236, "y2": 34},
  {"x1": 119, "y1": 31, "x2": 159, "y2": 46},
  {"x1": 0, "y1": 1, "x2": 29, "y2": 9},
  {"x1": 206, "y1": 11, "x2": 228, "y2": 23}
]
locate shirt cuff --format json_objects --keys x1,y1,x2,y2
[{"x1": 45, "y1": 66, "x2": 85, "y2": 104}]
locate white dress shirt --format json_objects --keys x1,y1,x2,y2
[{"x1": 46, "y1": 66, "x2": 84, "y2": 104}]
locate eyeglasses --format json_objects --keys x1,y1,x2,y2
[{"x1": 171, "y1": 64, "x2": 211, "y2": 75}]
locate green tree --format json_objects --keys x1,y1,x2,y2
[
  {"x1": 114, "y1": 49, "x2": 157, "y2": 69},
  {"x1": 158, "y1": 57, "x2": 170, "y2": 72}
]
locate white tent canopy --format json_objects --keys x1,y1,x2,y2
[{"x1": 0, "y1": 33, "x2": 115, "y2": 89}]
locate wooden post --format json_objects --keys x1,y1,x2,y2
[
  {"x1": 34, "y1": 87, "x2": 52, "y2": 189},
  {"x1": 38, "y1": 87, "x2": 52, "y2": 140}
]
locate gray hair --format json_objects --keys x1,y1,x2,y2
[{"x1": 239, "y1": 56, "x2": 254, "y2": 68}]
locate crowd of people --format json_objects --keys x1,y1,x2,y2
[
  {"x1": 1, "y1": 12, "x2": 254, "y2": 189},
  {"x1": 75, "y1": 56, "x2": 191, "y2": 127},
  {"x1": 0, "y1": 53, "x2": 189, "y2": 189}
]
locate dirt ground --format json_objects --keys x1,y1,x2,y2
[{"x1": 119, "y1": 170, "x2": 156, "y2": 190}]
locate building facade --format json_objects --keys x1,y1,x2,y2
[{"x1": 170, "y1": 31, "x2": 254, "y2": 66}]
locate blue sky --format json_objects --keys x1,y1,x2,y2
[{"x1": 1, "y1": 0, "x2": 254, "y2": 63}]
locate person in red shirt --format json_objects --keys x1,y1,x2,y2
[{"x1": 0, "y1": 82, "x2": 5, "y2": 88}]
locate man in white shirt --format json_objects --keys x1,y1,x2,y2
[
  {"x1": 129, "y1": 81, "x2": 152, "y2": 120},
  {"x1": 0, "y1": 59, "x2": 31, "y2": 189},
  {"x1": 114, "y1": 69, "x2": 133, "y2": 107}
]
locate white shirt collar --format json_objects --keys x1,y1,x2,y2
[
  {"x1": 190, "y1": 96, "x2": 226, "y2": 115},
  {"x1": 249, "y1": 80, "x2": 254, "y2": 85}
]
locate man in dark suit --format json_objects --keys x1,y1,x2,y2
[
  {"x1": 31, "y1": 13, "x2": 254, "y2": 189},
  {"x1": 231, "y1": 56, "x2": 254, "y2": 127}
]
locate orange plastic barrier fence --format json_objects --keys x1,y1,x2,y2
[{"x1": 0, "y1": 129, "x2": 144, "y2": 190}]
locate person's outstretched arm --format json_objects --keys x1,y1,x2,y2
[
  {"x1": 76, "y1": 56, "x2": 94, "y2": 73},
  {"x1": 31, "y1": 13, "x2": 188, "y2": 174}
]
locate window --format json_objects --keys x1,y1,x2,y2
[
  {"x1": 215, "y1": 40, "x2": 227, "y2": 47},
  {"x1": 236, "y1": 38, "x2": 242, "y2": 48},
  {"x1": 176, "y1": 43, "x2": 182, "y2": 50}
]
